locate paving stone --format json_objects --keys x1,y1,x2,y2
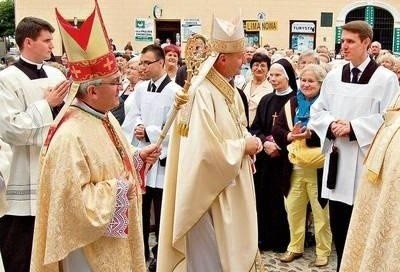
[
  {"x1": 149, "y1": 233, "x2": 337, "y2": 271},
  {"x1": 261, "y1": 246, "x2": 337, "y2": 271}
]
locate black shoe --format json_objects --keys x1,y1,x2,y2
[{"x1": 148, "y1": 258, "x2": 157, "y2": 272}]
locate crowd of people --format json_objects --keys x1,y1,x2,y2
[{"x1": 0, "y1": 2, "x2": 400, "y2": 272}]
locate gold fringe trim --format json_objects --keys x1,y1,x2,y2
[
  {"x1": 365, "y1": 169, "x2": 379, "y2": 184},
  {"x1": 255, "y1": 250, "x2": 266, "y2": 272},
  {"x1": 178, "y1": 123, "x2": 189, "y2": 136}
]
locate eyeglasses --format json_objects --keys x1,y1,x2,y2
[
  {"x1": 99, "y1": 81, "x2": 122, "y2": 86},
  {"x1": 252, "y1": 63, "x2": 269, "y2": 69},
  {"x1": 138, "y1": 59, "x2": 160, "y2": 67}
]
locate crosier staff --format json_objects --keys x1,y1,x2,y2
[
  {"x1": 155, "y1": 34, "x2": 210, "y2": 146},
  {"x1": 141, "y1": 34, "x2": 210, "y2": 191}
]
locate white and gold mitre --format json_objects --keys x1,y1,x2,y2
[{"x1": 209, "y1": 15, "x2": 245, "y2": 53}]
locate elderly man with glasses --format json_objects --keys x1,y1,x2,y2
[{"x1": 30, "y1": 2, "x2": 161, "y2": 271}]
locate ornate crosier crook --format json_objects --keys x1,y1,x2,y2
[
  {"x1": 140, "y1": 34, "x2": 210, "y2": 192},
  {"x1": 155, "y1": 34, "x2": 210, "y2": 146}
]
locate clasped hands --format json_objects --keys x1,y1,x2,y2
[
  {"x1": 330, "y1": 120, "x2": 351, "y2": 138},
  {"x1": 134, "y1": 124, "x2": 146, "y2": 141},
  {"x1": 263, "y1": 140, "x2": 281, "y2": 158}
]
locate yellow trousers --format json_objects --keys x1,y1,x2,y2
[{"x1": 284, "y1": 167, "x2": 332, "y2": 257}]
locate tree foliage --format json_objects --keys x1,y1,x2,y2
[{"x1": 0, "y1": 0, "x2": 15, "y2": 37}]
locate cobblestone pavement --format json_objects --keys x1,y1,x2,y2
[
  {"x1": 262, "y1": 247, "x2": 337, "y2": 272},
  {"x1": 149, "y1": 233, "x2": 336, "y2": 271}
]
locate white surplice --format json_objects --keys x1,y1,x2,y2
[
  {"x1": 309, "y1": 66, "x2": 399, "y2": 205},
  {"x1": 0, "y1": 138, "x2": 12, "y2": 217},
  {"x1": 0, "y1": 65, "x2": 65, "y2": 216},
  {"x1": 122, "y1": 77, "x2": 179, "y2": 189}
]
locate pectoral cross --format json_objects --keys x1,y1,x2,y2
[{"x1": 272, "y1": 112, "x2": 278, "y2": 126}]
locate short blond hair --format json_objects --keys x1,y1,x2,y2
[
  {"x1": 376, "y1": 54, "x2": 396, "y2": 69},
  {"x1": 299, "y1": 64, "x2": 327, "y2": 83}
]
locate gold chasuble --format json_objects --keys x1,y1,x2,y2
[
  {"x1": 158, "y1": 67, "x2": 260, "y2": 271},
  {"x1": 31, "y1": 107, "x2": 145, "y2": 272},
  {"x1": 340, "y1": 94, "x2": 400, "y2": 272}
]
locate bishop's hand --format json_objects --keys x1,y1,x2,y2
[
  {"x1": 245, "y1": 135, "x2": 260, "y2": 156},
  {"x1": 139, "y1": 144, "x2": 162, "y2": 165}
]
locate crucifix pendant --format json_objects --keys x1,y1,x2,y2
[{"x1": 272, "y1": 112, "x2": 278, "y2": 126}]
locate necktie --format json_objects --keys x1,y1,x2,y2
[
  {"x1": 151, "y1": 83, "x2": 157, "y2": 92},
  {"x1": 351, "y1": 67, "x2": 360, "y2": 83}
]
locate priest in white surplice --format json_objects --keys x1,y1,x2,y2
[
  {"x1": 309, "y1": 20, "x2": 399, "y2": 271},
  {"x1": 121, "y1": 44, "x2": 179, "y2": 271},
  {"x1": 0, "y1": 17, "x2": 69, "y2": 271}
]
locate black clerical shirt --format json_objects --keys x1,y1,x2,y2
[{"x1": 13, "y1": 58, "x2": 48, "y2": 80}]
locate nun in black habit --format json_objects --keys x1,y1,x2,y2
[{"x1": 249, "y1": 58, "x2": 297, "y2": 252}]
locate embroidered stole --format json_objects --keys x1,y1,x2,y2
[{"x1": 205, "y1": 67, "x2": 244, "y2": 138}]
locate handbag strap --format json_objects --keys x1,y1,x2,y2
[{"x1": 284, "y1": 100, "x2": 293, "y2": 131}]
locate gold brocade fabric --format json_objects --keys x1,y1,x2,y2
[
  {"x1": 158, "y1": 68, "x2": 260, "y2": 271},
  {"x1": 30, "y1": 107, "x2": 145, "y2": 272},
  {"x1": 364, "y1": 94, "x2": 400, "y2": 184},
  {"x1": 209, "y1": 38, "x2": 245, "y2": 54},
  {"x1": 340, "y1": 96, "x2": 400, "y2": 272}
]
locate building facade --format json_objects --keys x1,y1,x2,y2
[{"x1": 14, "y1": 0, "x2": 400, "y2": 56}]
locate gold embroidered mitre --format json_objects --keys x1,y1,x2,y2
[
  {"x1": 178, "y1": 15, "x2": 245, "y2": 136},
  {"x1": 42, "y1": 1, "x2": 118, "y2": 155},
  {"x1": 55, "y1": 0, "x2": 118, "y2": 82},
  {"x1": 209, "y1": 15, "x2": 245, "y2": 53}
]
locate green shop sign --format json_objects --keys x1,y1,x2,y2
[
  {"x1": 365, "y1": 6, "x2": 374, "y2": 26},
  {"x1": 335, "y1": 27, "x2": 342, "y2": 44},
  {"x1": 394, "y1": 28, "x2": 400, "y2": 53}
]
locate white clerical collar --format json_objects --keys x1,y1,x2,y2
[
  {"x1": 20, "y1": 55, "x2": 44, "y2": 70},
  {"x1": 151, "y1": 73, "x2": 167, "y2": 88},
  {"x1": 73, "y1": 99, "x2": 106, "y2": 118},
  {"x1": 276, "y1": 87, "x2": 293, "y2": 96},
  {"x1": 350, "y1": 56, "x2": 370, "y2": 74}
]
